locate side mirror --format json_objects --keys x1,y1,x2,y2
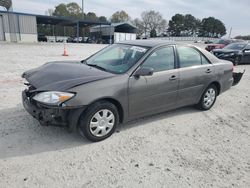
[{"x1": 134, "y1": 67, "x2": 154, "y2": 77}]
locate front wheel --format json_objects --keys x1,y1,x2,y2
[
  {"x1": 233, "y1": 56, "x2": 241, "y2": 66},
  {"x1": 78, "y1": 101, "x2": 119, "y2": 142},
  {"x1": 195, "y1": 84, "x2": 218, "y2": 110}
]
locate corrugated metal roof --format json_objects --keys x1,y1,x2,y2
[{"x1": 91, "y1": 22, "x2": 137, "y2": 29}]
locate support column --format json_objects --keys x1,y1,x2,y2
[
  {"x1": 77, "y1": 21, "x2": 79, "y2": 43},
  {"x1": 109, "y1": 24, "x2": 112, "y2": 44}
]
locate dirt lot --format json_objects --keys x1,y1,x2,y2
[{"x1": 0, "y1": 42, "x2": 249, "y2": 188}]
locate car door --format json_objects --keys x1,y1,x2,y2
[
  {"x1": 176, "y1": 46, "x2": 215, "y2": 107},
  {"x1": 128, "y1": 46, "x2": 179, "y2": 118},
  {"x1": 242, "y1": 44, "x2": 250, "y2": 63}
]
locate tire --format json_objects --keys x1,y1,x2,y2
[
  {"x1": 78, "y1": 101, "x2": 119, "y2": 142},
  {"x1": 195, "y1": 84, "x2": 218, "y2": 111},
  {"x1": 233, "y1": 56, "x2": 241, "y2": 66}
]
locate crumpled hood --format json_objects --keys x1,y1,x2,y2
[{"x1": 22, "y1": 61, "x2": 114, "y2": 91}]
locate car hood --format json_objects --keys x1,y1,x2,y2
[
  {"x1": 208, "y1": 44, "x2": 225, "y2": 47},
  {"x1": 22, "y1": 61, "x2": 114, "y2": 91},
  {"x1": 212, "y1": 49, "x2": 240, "y2": 53}
]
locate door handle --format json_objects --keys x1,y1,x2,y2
[
  {"x1": 169, "y1": 75, "x2": 177, "y2": 81},
  {"x1": 205, "y1": 69, "x2": 212, "y2": 73}
]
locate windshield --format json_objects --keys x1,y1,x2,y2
[
  {"x1": 86, "y1": 44, "x2": 149, "y2": 74},
  {"x1": 224, "y1": 43, "x2": 247, "y2": 50},
  {"x1": 213, "y1": 39, "x2": 227, "y2": 44}
]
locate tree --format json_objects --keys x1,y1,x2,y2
[
  {"x1": 150, "y1": 29, "x2": 157, "y2": 37},
  {"x1": 235, "y1": 35, "x2": 250, "y2": 40},
  {"x1": 53, "y1": 3, "x2": 68, "y2": 17},
  {"x1": 111, "y1": 10, "x2": 130, "y2": 23},
  {"x1": 99, "y1": 16, "x2": 108, "y2": 22},
  {"x1": 168, "y1": 14, "x2": 185, "y2": 36},
  {"x1": 86, "y1": 12, "x2": 98, "y2": 21},
  {"x1": 199, "y1": 17, "x2": 226, "y2": 37},
  {"x1": 183, "y1": 14, "x2": 200, "y2": 36},
  {"x1": 45, "y1": 9, "x2": 54, "y2": 16},
  {"x1": 132, "y1": 18, "x2": 144, "y2": 37},
  {"x1": 66, "y1": 2, "x2": 83, "y2": 18},
  {"x1": 53, "y1": 2, "x2": 82, "y2": 18},
  {"x1": 140, "y1": 10, "x2": 167, "y2": 37}
]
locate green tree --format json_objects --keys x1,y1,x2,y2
[
  {"x1": 235, "y1": 35, "x2": 250, "y2": 40},
  {"x1": 111, "y1": 10, "x2": 130, "y2": 23},
  {"x1": 53, "y1": 2, "x2": 82, "y2": 18},
  {"x1": 183, "y1": 14, "x2": 200, "y2": 36},
  {"x1": 150, "y1": 29, "x2": 157, "y2": 37},
  {"x1": 168, "y1": 14, "x2": 185, "y2": 36},
  {"x1": 199, "y1": 17, "x2": 226, "y2": 37}
]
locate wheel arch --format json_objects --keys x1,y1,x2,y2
[
  {"x1": 85, "y1": 97, "x2": 124, "y2": 123},
  {"x1": 209, "y1": 81, "x2": 221, "y2": 95}
]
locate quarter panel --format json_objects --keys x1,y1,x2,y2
[{"x1": 177, "y1": 64, "x2": 215, "y2": 106}]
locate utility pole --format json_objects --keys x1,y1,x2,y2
[
  {"x1": 228, "y1": 27, "x2": 232, "y2": 39},
  {"x1": 82, "y1": 0, "x2": 84, "y2": 19}
]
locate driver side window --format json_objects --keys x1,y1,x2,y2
[{"x1": 141, "y1": 47, "x2": 175, "y2": 72}]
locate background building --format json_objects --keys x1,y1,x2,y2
[
  {"x1": 0, "y1": 11, "x2": 37, "y2": 42},
  {"x1": 0, "y1": 10, "x2": 137, "y2": 43},
  {"x1": 0, "y1": 10, "x2": 112, "y2": 43},
  {"x1": 90, "y1": 23, "x2": 137, "y2": 43}
]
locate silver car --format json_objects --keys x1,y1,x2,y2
[{"x1": 22, "y1": 40, "x2": 243, "y2": 141}]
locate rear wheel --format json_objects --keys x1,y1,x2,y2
[
  {"x1": 195, "y1": 84, "x2": 218, "y2": 110},
  {"x1": 78, "y1": 101, "x2": 119, "y2": 142}
]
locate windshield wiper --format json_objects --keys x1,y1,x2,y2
[{"x1": 87, "y1": 64, "x2": 107, "y2": 71}]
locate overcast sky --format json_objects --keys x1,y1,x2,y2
[{"x1": 4, "y1": 0, "x2": 250, "y2": 37}]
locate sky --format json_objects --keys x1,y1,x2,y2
[{"x1": 2, "y1": 0, "x2": 249, "y2": 37}]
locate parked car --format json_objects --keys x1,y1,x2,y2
[
  {"x1": 204, "y1": 40, "x2": 213, "y2": 44},
  {"x1": 66, "y1": 37, "x2": 74, "y2": 43},
  {"x1": 22, "y1": 40, "x2": 244, "y2": 142},
  {"x1": 194, "y1": 40, "x2": 202, "y2": 43},
  {"x1": 205, "y1": 39, "x2": 233, "y2": 51},
  {"x1": 212, "y1": 42, "x2": 250, "y2": 65},
  {"x1": 37, "y1": 34, "x2": 47, "y2": 42}
]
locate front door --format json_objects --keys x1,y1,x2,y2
[{"x1": 128, "y1": 46, "x2": 179, "y2": 119}]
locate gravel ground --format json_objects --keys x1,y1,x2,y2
[{"x1": 0, "y1": 42, "x2": 249, "y2": 188}]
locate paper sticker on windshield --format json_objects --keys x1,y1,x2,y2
[{"x1": 130, "y1": 46, "x2": 147, "y2": 53}]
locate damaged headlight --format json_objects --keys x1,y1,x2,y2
[{"x1": 33, "y1": 91, "x2": 75, "y2": 105}]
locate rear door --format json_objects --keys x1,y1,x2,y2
[
  {"x1": 176, "y1": 46, "x2": 215, "y2": 106},
  {"x1": 128, "y1": 46, "x2": 179, "y2": 118}
]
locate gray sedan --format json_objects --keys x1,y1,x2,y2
[{"x1": 22, "y1": 40, "x2": 242, "y2": 141}]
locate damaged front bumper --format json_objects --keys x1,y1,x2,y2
[
  {"x1": 233, "y1": 70, "x2": 245, "y2": 86},
  {"x1": 22, "y1": 90, "x2": 86, "y2": 130}
]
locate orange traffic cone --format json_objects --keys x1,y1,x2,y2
[{"x1": 62, "y1": 44, "x2": 69, "y2": 56}]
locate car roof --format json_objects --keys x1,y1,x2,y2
[{"x1": 118, "y1": 40, "x2": 177, "y2": 48}]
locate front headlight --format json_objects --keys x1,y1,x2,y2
[{"x1": 33, "y1": 91, "x2": 75, "y2": 105}]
